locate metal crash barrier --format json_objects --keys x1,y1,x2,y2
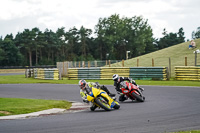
[
  {"x1": 175, "y1": 66, "x2": 200, "y2": 81},
  {"x1": 100, "y1": 67, "x2": 130, "y2": 79},
  {"x1": 34, "y1": 68, "x2": 60, "y2": 80},
  {"x1": 67, "y1": 67, "x2": 169, "y2": 80},
  {"x1": 130, "y1": 67, "x2": 168, "y2": 80}
]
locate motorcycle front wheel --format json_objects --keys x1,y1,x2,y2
[
  {"x1": 95, "y1": 96, "x2": 112, "y2": 111},
  {"x1": 131, "y1": 90, "x2": 145, "y2": 102}
]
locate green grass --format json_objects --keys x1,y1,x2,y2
[
  {"x1": 0, "y1": 75, "x2": 200, "y2": 87},
  {"x1": 0, "y1": 97, "x2": 71, "y2": 116},
  {"x1": 0, "y1": 75, "x2": 73, "y2": 84},
  {"x1": 0, "y1": 69, "x2": 25, "y2": 73},
  {"x1": 109, "y1": 38, "x2": 200, "y2": 77}
]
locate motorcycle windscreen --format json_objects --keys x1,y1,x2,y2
[{"x1": 91, "y1": 87, "x2": 101, "y2": 97}]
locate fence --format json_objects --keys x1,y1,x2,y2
[
  {"x1": 175, "y1": 66, "x2": 200, "y2": 81},
  {"x1": 57, "y1": 60, "x2": 122, "y2": 76},
  {"x1": 67, "y1": 67, "x2": 169, "y2": 80},
  {"x1": 0, "y1": 65, "x2": 56, "y2": 69},
  {"x1": 57, "y1": 52, "x2": 199, "y2": 78},
  {"x1": 32, "y1": 68, "x2": 60, "y2": 80},
  {"x1": 129, "y1": 67, "x2": 168, "y2": 80}
]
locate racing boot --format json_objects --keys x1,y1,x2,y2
[
  {"x1": 90, "y1": 104, "x2": 98, "y2": 111},
  {"x1": 119, "y1": 94, "x2": 128, "y2": 102},
  {"x1": 109, "y1": 94, "x2": 116, "y2": 101},
  {"x1": 108, "y1": 93, "x2": 116, "y2": 100},
  {"x1": 101, "y1": 85, "x2": 116, "y2": 97},
  {"x1": 137, "y1": 85, "x2": 144, "y2": 91},
  {"x1": 109, "y1": 93, "x2": 116, "y2": 97}
]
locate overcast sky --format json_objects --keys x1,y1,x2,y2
[{"x1": 0, "y1": 0, "x2": 199, "y2": 40}]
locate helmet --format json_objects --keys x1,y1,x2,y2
[
  {"x1": 112, "y1": 74, "x2": 119, "y2": 81},
  {"x1": 79, "y1": 79, "x2": 86, "y2": 89}
]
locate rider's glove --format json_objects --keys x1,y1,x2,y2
[
  {"x1": 94, "y1": 82, "x2": 100, "y2": 88},
  {"x1": 83, "y1": 99, "x2": 89, "y2": 103},
  {"x1": 129, "y1": 78, "x2": 136, "y2": 85},
  {"x1": 128, "y1": 78, "x2": 134, "y2": 83},
  {"x1": 117, "y1": 91, "x2": 122, "y2": 95}
]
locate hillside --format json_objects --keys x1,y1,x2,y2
[{"x1": 110, "y1": 38, "x2": 200, "y2": 77}]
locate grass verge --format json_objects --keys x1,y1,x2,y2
[
  {"x1": 109, "y1": 38, "x2": 200, "y2": 77},
  {"x1": 0, "y1": 97, "x2": 71, "y2": 116},
  {"x1": 0, "y1": 75, "x2": 200, "y2": 87}
]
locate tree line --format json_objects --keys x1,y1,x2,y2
[{"x1": 0, "y1": 14, "x2": 199, "y2": 66}]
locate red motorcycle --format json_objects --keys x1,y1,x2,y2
[{"x1": 120, "y1": 81, "x2": 145, "y2": 102}]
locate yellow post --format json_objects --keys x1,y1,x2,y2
[
  {"x1": 66, "y1": 62, "x2": 68, "y2": 76},
  {"x1": 83, "y1": 61, "x2": 85, "y2": 68},
  {"x1": 122, "y1": 60, "x2": 124, "y2": 67},
  {"x1": 185, "y1": 57, "x2": 187, "y2": 66},
  {"x1": 88, "y1": 61, "x2": 90, "y2": 68},
  {"x1": 137, "y1": 59, "x2": 139, "y2": 67},
  {"x1": 152, "y1": 58, "x2": 154, "y2": 67}
]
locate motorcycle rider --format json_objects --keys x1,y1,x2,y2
[
  {"x1": 112, "y1": 74, "x2": 144, "y2": 101},
  {"x1": 79, "y1": 79, "x2": 115, "y2": 111}
]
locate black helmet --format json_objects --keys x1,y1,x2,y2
[
  {"x1": 79, "y1": 79, "x2": 86, "y2": 89},
  {"x1": 112, "y1": 74, "x2": 119, "y2": 81}
]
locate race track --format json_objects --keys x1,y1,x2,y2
[{"x1": 0, "y1": 84, "x2": 200, "y2": 133}]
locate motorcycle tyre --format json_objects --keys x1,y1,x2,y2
[
  {"x1": 131, "y1": 91, "x2": 145, "y2": 102},
  {"x1": 95, "y1": 97, "x2": 112, "y2": 111}
]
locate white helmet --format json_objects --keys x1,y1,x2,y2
[{"x1": 112, "y1": 74, "x2": 119, "y2": 81}]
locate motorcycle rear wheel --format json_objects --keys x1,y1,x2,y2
[
  {"x1": 131, "y1": 91, "x2": 145, "y2": 102},
  {"x1": 95, "y1": 96, "x2": 112, "y2": 111}
]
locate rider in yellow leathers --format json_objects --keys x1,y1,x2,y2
[{"x1": 79, "y1": 79, "x2": 115, "y2": 111}]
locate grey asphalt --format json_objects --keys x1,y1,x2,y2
[{"x1": 0, "y1": 84, "x2": 200, "y2": 133}]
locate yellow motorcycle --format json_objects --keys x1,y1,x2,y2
[{"x1": 87, "y1": 87, "x2": 120, "y2": 111}]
